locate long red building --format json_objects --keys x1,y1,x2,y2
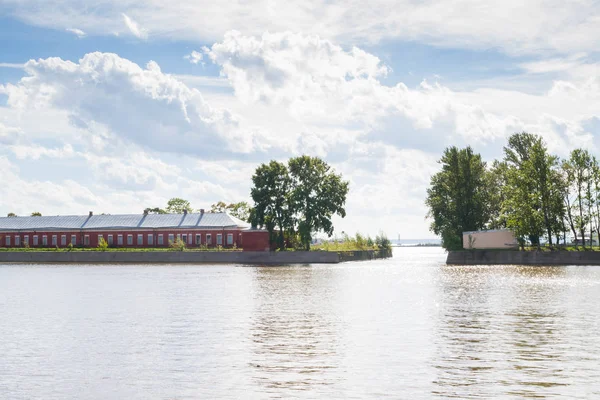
[{"x1": 0, "y1": 210, "x2": 270, "y2": 251}]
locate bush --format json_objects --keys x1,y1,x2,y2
[
  {"x1": 97, "y1": 237, "x2": 109, "y2": 251},
  {"x1": 169, "y1": 238, "x2": 186, "y2": 251}
]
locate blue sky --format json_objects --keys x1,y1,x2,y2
[{"x1": 1, "y1": 1, "x2": 600, "y2": 238}]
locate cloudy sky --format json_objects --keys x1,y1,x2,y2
[{"x1": 1, "y1": 1, "x2": 600, "y2": 239}]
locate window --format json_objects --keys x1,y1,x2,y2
[
  {"x1": 206, "y1": 234, "x2": 212, "y2": 245},
  {"x1": 195, "y1": 234, "x2": 201, "y2": 245},
  {"x1": 158, "y1": 234, "x2": 164, "y2": 245},
  {"x1": 24, "y1": 235, "x2": 29, "y2": 245},
  {"x1": 188, "y1": 234, "x2": 192, "y2": 245},
  {"x1": 117, "y1": 235, "x2": 123, "y2": 245},
  {"x1": 127, "y1": 234, "x2": 133, "y2": 245},
  {"x1": 71, "y1": 235, "x2": 77, "y2": 245},
  {"x1": 33, "y1": 235, "x2": 39, "y2": 246},
  {"x1": 98, "y1": 234, "x2": 103, "y2": 244},
  {"x1": 84, "y1": 235, "x2": 90, "y2": 246},
  {"x1": 137, "y1": 234, "x2": 143, "y2": 245},
  {"x1": 148, "y1": 234, "x2": 154, "y2": 246},
  {"x1": 15, "y1": 236, "x2": 20, "y2": 246},
  {"x1": 227, "y1": 233, "x2": 233, "y2": 246},
  {"x1": 52, "y1": 235, "x2": 57, "y2": 246},
  {"x1": 216, "y1": 234, "x2": 222, "y2": 245},
  {"x1": 182, "y1": 234, "x2": 187, "y2": 244},
  {"x1": 61, "y1": 235, "x2": 66, "y2": 246},
  {"x1": 108, "y1": 235, "x2": 113, "y2": 245},
  {"x1": 42, "y1": 235, "x2": 48, "y2": 246},
  {"x1": 5, "y1": 236, "x2": 10, "y2": 246},
  {"x1": 168, "y1": 234, "x2": 174, "y2": 244}
]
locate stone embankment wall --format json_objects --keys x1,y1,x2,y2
[
  {"x1": 337, "y1": 249, "x2": 393, "y2": 262},
  {"x1": 0, "y1": 251, "x2": 340, "y2": 265},
  {"x1": 447, "y1": 250, "x2": 600, "y2": 265}
]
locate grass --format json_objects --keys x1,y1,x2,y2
[{"x1": 312, "y1": 232, "x2": 391, "y2": 252}]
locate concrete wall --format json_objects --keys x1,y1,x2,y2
[
  {"x1": 0, "y1": 250, "x2": 340, "y2": 265},
  {"x1": 338, "y1": 249, "x2": 393, "y2": 262},
  {"x1": 447, "y1": 250, "x2": 600, "y2": 265},
  {"x1": 463, "y1": 230, "x2": 518, "y2": 249}
]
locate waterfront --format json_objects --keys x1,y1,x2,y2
[{"x1": 1, "y1": 247, "x2": 600, "y2": 398}]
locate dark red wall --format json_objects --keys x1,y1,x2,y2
[
  {"x1": 241, "y1": 230, "x2": 270, "y2": 252},
  {"x1": 0, "y1": 229, "x2": 259, "y2": 249}
]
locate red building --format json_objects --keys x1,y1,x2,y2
[{"x1": 0, "y1": 211, "x2": 270, "y2": 252}]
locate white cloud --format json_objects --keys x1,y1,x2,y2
[
  {"x1": 122, "y1": 13, "x2": 148, "y2": 39},
  {"x1": 4, "y1": 1, "x2": 600, "y2": 55},
  {"x1": 66, "y1": 28, "x2": 86, "y2": 38},
  {"x1": 0, "y1": 123, "x2": 22, "y2": 144},
  {"x1": 184, "y1": 50, "x2": 203, "y2": 65},
  {"x1": 0, "y1": 52, "x2": 262, "y2": 155},
  {"x1": 0, "y1": 63, "x2": 24, "y2": 69}
]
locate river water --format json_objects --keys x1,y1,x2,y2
[{"x1": 1, "y1": 247, "x2": 600, "y2": 399}]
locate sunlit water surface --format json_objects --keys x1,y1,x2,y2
[{"x1": 1, "y1": 247, "x2": 600, "y2": 399}]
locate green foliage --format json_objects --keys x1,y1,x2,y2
[
  {"x1": 166, "y1": 198, "x2": 191, "y2": 214},
  {"x1": 425, "y1": 146, "x2": 490, "y2": 250},
  {"x1": 66, "y1": 242, "x2": 73, "y2": 251},
  {"x1": 169, "y1": 238, "x2": 186, "y2": 251},
  {"x1": 97, "y1": 237, "x2": 109, "y2": 251},
  {"x1": 250, "y1": 156, "x2": 350, "y2": 251},
  {"x1": 144, "y1": 207, "x2": 167, "y2": 214},
  {"x1": 288, "y1": 155, "x2": 350, "y2": 250},
  {"x1": 251, "y1": 160, "x2": 293, "y2": 251},
  {"x1": 375, "y1": 233, "x2": 392, "y2": 251},
  {"x1": 313, "y1": 232, "x2": 379, "y2": 251},
  {"x1": 503, "y1": 133, "x2": 564, "y2": 249},
  {"x1": 6, "y1": 212, "x2": 16, "y2": 217},
  {"x1": 30, "y1": 212, "x2": 42, "y2": 217},
  {"x1": 210, "y1": 201, "x2": 252, "y2": 221}
]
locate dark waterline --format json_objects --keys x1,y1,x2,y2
[{"x1": 1, "y1": 248, "x2": 600, "y2": 399}]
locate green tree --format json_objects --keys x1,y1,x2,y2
[
  {"x1": 288, "y1": 156, "x2": 350, "y2": 250},
  {"x1": 7, "y1": 212, "x2": 16, "y2": 217},
  {"x1": 211, "y1": 201, "x2": 252, "y2": 221},
  {"x1": 144, "y1": 207, "x2": 167, "y2": 214},
  {"x1": 166, "y1": 198, "x2": 191, "y2": 214},
  {"x1": 425, "y1": 146, "x2": 490, "y2": 250},
  {"x1": 251, "y1": 161, "x2": 293, "y2": 251},
  {"x1": 30, "y1": 212, "x2": 42, "y2": 217},
  {"x1": 227, "y1": 202, "x2": 251, "y2": 221},
  {"x1": 563, "y1": 149, "x2": 593, "y2": 248},
  {"x1": 210, "y1": 201, "x2": 228, "y2": 213},
  {"x1": 503, "y1": 133, "x2": 565, "y2": 248},
  {"x1": 486, "y1": 160, "x2": 509, "y2": 229}
]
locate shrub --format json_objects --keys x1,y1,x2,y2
[
  {"x1": 169, "y1": 238, "x2": 186, "y2": 251},
  {"x1": 97, "y1": 237, "x2": 109, "y2": 251}
]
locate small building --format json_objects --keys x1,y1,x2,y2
[
  {"x1": 462, "y1": 229, "x2": 518, "y2": 249},
  {"x1": 0, "y1": 211, "x2": 270, "y2": 252}
]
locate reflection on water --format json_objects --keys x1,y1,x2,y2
[
  {"x1": 249, "y1": 267, "x2": 340, "y2": 394},
  {"x1": 2, "y1": 249, "x2": 600, "y2": 399},
  {"x1": 432, "y1": 265, "x2": 600, "y2": 399}
]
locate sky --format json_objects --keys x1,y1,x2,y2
[{"x1": 1, "y1": 1, "x2": 600, "y2": 239}]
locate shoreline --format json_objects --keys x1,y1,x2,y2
[
  {"x1": 0, "y1": 249, "x2": 392, "y2": 265},
  {"x1": 447, "y1": 249, "x2": 600, "y2": 265}
]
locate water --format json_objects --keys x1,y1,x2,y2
[{"x1": 1, "y1": 247, "x2": 600, "y2": 399}]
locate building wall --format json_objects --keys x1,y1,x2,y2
[
  {"x1": 0, "y1": 228, "x2": 269, "y2": 251},
  {"x1": 462, "y1": 230, "x2": 518, "y2": 249},
  {"x1": 241, "y1": 230, "x2": 271, "y2": 252}
]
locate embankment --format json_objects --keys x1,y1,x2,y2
[
  {"x1": 0, "y1": 249, "x2": 392, "y2": 265},
  {"x1": 447, "y1": 250, "x2": 600, "y2": 265}
]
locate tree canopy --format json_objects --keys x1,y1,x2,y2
[
  {"x1": 427, "y1": 132, "x2": 600, "y2": 250},
  {"x1": 425, "y1": 146, "x2": 491, "y2": 250},
  {"x1": 250, "y1": 156, "x2": 349, "y2": 251},
  {"x1": 165, "y1": 198, "x2": 191, "y2": 214},
  {"x1": 30, "y1": 212, "x2": 42, "y2": 217}
]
